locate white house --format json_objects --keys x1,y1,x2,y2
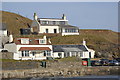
[
  {"x1": 0, "y1": 23, "x2": 8, "y2": 37},
  {"x1": 4, "y1": 34, "x2": 95, "y2": 60},
  {"x1": 30, "y1": 13, "x2": 79, "y2": 36},
  {"x1": 0, "y1": 23, "x2": 8, "y2": 49},
  {"x1": 52, "y1": 40, "x2": 95, "y2": 59},
  {"x1": 4, "y1": 35, "x2": 53, "y2": 60}
]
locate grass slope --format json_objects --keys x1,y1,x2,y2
[{"x1": 1, "y1": 11, "x2": 32, "y2": 34}]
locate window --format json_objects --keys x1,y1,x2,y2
[
  {"x1": 39, "y1": 39, "x2": 45, "y2": 44},
  {"x1": 71, "y1": 52, "x2": 76, "y2": 56},
  {"x1": 32, "y1": 52, "x2": 36, "y2": 56},
  {"x1": 60, "y1": 21, "x2": 65, "y2": 25},
  {"x1": 48, "y1": 21, "x2": 53, "y2": 25},
  {"x1": 46, "y1": 29, "x2": 48, "y2": 33},
  {"x1": 58, "y1": 53, "x2": 62, "y2": 57},
  {"x1": 80, "y1": 52, "x2": 83, "y2": 57},
  {"x1": 65, "y1": 29, "x2": 67, "y2": 33},
  {"x1": 44, "y1": 51, "x2": 51, "y2": 56},
  {"x1": 53, "y1": 21, "x2": 56, "y2": 25},
  {"x1": 21, "y1": 38, "x2": 29, "y2": 44},
  {"x1": 42, "y1": 21, "x2": 48, "y2": 25},
  {"x1": 21, "y1": 51, "x2": 29, "y2": 57}
]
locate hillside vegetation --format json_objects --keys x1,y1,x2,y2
[
  {"x1": 1, "y1": 11, "x2": 120, "y2": 58},
  {"x1": 1, "y1": 11, "x2": 32, "y2": 34}
]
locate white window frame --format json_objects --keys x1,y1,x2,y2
[{"x1": 21, "y1": 50, "x2": 29, "y2": 57}]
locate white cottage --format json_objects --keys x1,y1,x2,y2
[
  {"x1": 0, "y1": 23, "x2": 8, "y2": 49},
  {"x1": 31, "y1": 13, "x2": 79, "y2": 36},
  {"x1": 0, "y1": 23, "x2": 8, "y2": 37},
  {"x1": 52, "y1": 40, "x2": 95, "y2": 59},
  {"x1": 4, "y1": 36, "x2": 53, "y2": 60}
]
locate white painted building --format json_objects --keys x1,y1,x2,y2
[
  {"x1": 0, "y1": 23, "x2": 8, "y2": 37},
  {"x1": 0, "y1": 23, "x2": 8, "y2": 49},
  {"x1": 31, "y1": 13, "x2": 79, "y2": 36},
  {"x1": 52, "y1": 40, "x2": 95, "y2": 59},
  {"x1": 4, "y1": 36, "x2": 53, "y2": 60},
  {"x1": 4, "y1": 34, "x2": 95, "y2": 60}
]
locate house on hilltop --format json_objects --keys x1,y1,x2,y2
[{"x1": 30, "y1": 13, "x2": 79, "y2": 36}]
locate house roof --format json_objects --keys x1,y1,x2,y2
[
  {"x1": 59, "y1": 25, "x2": 79, "y2": 29},
  {"x1": 38, "y1": 18, "x2": 63, "y2": 20},
  {"x1": 0, "y1": 23, "x2": 7, "y2": 30},
  {"x1": 62, "y1": 47, "x2": 83, "y2": 52},
  {"x1": 14, "y1": 38, "x2": 51, "y2": 45},
  {"x1": 40, "y1": 24, "x2": 79, "y2": 29},
  {"x1": 19, "y1": 47, "x2": 51, "y2": 51},
  {"x1": 53, "y1": 45, "x2": 88, "y2": 52}
]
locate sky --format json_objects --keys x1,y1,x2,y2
[{"x1": 1, "y1": 2, "x2": 119, "y2": 32}]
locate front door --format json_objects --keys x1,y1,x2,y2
[
  {"x1": 46, "y1": 29, "x2": 48, "y2": 33},
  {"x1": 54, "y1": 29, "x2": 57, "y2": 33},
  {"x1": 89, "y1": 52, "x2": 91, "y2": 58}
]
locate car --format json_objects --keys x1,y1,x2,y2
[
  {"x1": 108, "y1": 60, "x2": 120, "y2": 66},
  {"x1": 91, "y1": 60, "x2": 101, "y2": 66},
  {"x1": 99, "y1": 59, "x2": 109, "y2": 66},
  {"x1": 114, "y1": 58, "x2": 120, "y2": 62},
  {"x1": 1, "y1": 50, "x2": 8, "y2": 52}
]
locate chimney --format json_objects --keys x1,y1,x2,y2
[
  {"x1": 34, "y1": 13, "x2": 38, "y2": 20},
  {"x1": 83, "y1": 38, "x2": 86, "y2": 45},
  {"x1": 48, "y1": 38, "x2": 51, "y2": 44},
  {"x1": 9, "y1": 34, "x2": 13, "y2": 43},
  {"x1": 43, "y1": 35, "x2": 47, "y2": 40},
  {"x1": 62, "y1": 14, "x2": 66, "y2": 20}
]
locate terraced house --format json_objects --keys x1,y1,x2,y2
[
  {"x1": 4, "y1": 35, "x2": 53, "y2": 60},
  {"x1": 30, "y1": 13, "x2": 79, "y2": 36},
  {"x1": 4, "y1": 35, "x2": 95, "y2": 60}
]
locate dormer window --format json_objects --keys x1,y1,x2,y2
[
  {"x1": 21, "y1": 38, "x2": 29, "y2": 44},
  {"x1": 39, "y1": 39, "x2": 46, "y2": 44}
]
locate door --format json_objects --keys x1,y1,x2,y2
[
  {"x1": 54, "y1": 29, "x2": 57, "y2": 33},
  {"x1": 46, "y1": 29, "x2": 48, "y2": 33},
  {"x1": 89, "y1": 52, "x2": 91, "y2": 58}
]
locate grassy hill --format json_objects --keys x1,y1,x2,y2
[
  {"x1": 1, "y1": 11, "x2": 32, "y2": 34},
  {"x1": 1, "y1": 11, "x2": 120, "y2": 58}
]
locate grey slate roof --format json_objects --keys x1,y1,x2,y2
[
  {"x1": 59, "y1": 25, "x2": 79, "y2": 29},
  {"x1": 38, "y1": 18, "x2": 63, "y2": 20},
  {"x1": 53, "y1": 45, "x2": 88, "y2": 52},
  {"x1": 40, "y1": 24, "x2": 79, "y2": 29},
  {"x1": 0, "y1": 23, "x2": 7, "y2": 30}
]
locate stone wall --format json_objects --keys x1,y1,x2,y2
[
  {"x1": 1, "y1": 66, "x2": 120, "y2": 79},
  {"x1": 1, "y1": 52, "x2": 13, "y2": 59},
  {"x1": 1, "y1": 60, "x2": 120, "y2": 79},
  {"x1": 2, "y1": 61, "x2": 39, "y2": 70}
]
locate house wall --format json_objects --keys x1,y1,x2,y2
[
  {"x1": 31, "y1": 20, "x2": 40, "y2": 33},
  {"x1": 82, "y1": 52, "x2": 90, "y2": 58},
  {"x1": 4, "y1": 43, "x2": 17, "y2": 53},
  {"x1": 40, "y1": 26, "x2": 60, "y2": 33},
  {"x1": 80, "y1": 51, "x2": 95, "y2": 59},
  {"x1": 0, "y1": 30, "x2": 7, "y2": 36},
  {"x1": 88, "y1": 50, "x2": 95, "y2": 58},
  {"x1": 52, "y1": 52, "x2": 64, "y2": 58},
  {"x1": 15, "y1": 45, "x2": 53, "y2": 60}
]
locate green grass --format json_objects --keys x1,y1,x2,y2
[{"x1": 54, "y1": 57, "x2": 81, "y2": 62}]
